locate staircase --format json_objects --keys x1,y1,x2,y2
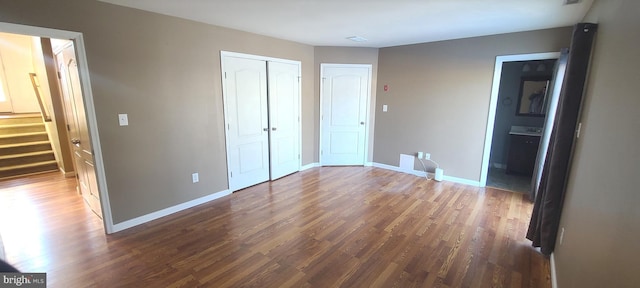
[{"x1": 0, "y1": 114, "x2": 58, "y2": 180}]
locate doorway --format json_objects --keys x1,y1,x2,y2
[
  {"x1": 480, "y1": 52, "x2": 560, "y2": 194},
  {"x1": 320, "y1": 64, "x2": 372, "y2": 166},
  {"x1": 221, "y1": 52, "x2": 301, "y2": 192},
  {"x1": 0, "y1": 22, "x2": 112, "y2": 232}
]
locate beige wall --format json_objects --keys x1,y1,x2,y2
[
  {"x1": 0, "y1": 32, "x2": 39, "y2": 113},
  {"x1": 314, "y1": 47, "x2": 379, "y2": 162},
  {"x1": 554, "y1": 0, "x2": 640, "y2": 287},
  {"x1": 0, "y1": 0, "x2": 314, "y2": 224},
  {"x1": 374, "y1": 27, "x2": 573, "y2": 181}
]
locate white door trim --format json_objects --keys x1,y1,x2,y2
[
  {"x1": 0, "y1": 22, "x2": 114, "y2": 233},
  {"x1": 319, "y1": 63, "x2": 372, "y2": 166},
  {"x1": 220, "y1": 51, "x2": 302, "y2": 191},
  {"x1": 480, "y1": 52, "x2": 561, "y2": 187}
]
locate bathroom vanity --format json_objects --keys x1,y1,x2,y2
[{"x1": 506, "y1": 126, "x2": 542, "y2": 176}]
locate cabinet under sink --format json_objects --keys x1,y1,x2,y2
[{"x1": 506, "y1": 134, "x2": 540, "y2": 176}]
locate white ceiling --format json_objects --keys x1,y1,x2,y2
[{"x1": 98, "y1": 0, "x2": 594, "y2": 48}]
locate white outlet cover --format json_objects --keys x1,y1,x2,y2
[
  {"x1": 192, "y1": 173, "x2": 199, "y2": 183},
  {"x1": 118, "y1": 114, "x2": 128, "y2": 126},
  {"x1": 382, "y1": 104, "x2": 388, "y2": 112}
]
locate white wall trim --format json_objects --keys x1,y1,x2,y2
[
  {"x1": 372, "y1": 162, "x2": 480, "y2": 186},
  {"x1": 373, "y1": 162, "x2": 424, "y2": 177},
  {"x1": 551, "y1": 252, "x2": 558, "y2": 288},
  {"x1": 0, "y1": 22, "x2": 116, "y2": 234},
  {"x1": 491, "y1": 163, "x2": 507, "y2": 169},
  {"x1": 111, "y1": 189, "x2": 231, "y2": 233},
  {"x1": 442, "y1": 175, "x2": 480, "y2": 187},
  {"x1": 61, "y1": 169, "x2": 76, "y2": 178},
  {"x1": 480, "y1": 52, "x2": 561, "y2": 187},
  {"x1": 300, "y1": 162, "x2": 320, "y2": 171}
]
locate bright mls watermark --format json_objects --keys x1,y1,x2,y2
[{"x1": 0, "y1": 273, "x2": 46, "y2": 288}]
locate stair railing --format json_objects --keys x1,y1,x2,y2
[{"x1": 29, "y1": 73, "x2": 51, "y2": 122}]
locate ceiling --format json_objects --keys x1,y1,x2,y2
[{"x1": 98, "y1": 0, "x2": 594, "y2": 48}]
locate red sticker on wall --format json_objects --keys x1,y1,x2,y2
[{"x1": 383, "y1": 85, "x2": 388, "y2": 91}]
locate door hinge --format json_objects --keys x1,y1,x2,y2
[
  {"x1": 224, "y1": 72, "x2": 227, "y2": 79},
  {"x1": 298, "y1": 76, "x2": 301, "y2": 82},
  {"x1": 227, "y1": 123, "x2": 230, "y2": 130},
  {"x1": 298, "y1": 154, "x2": 300, "y2": 160},
  {"x1": 230, "y1": 171, "x2": 233, "y2": 177},
  {"x1": 67, "y1": 124, "x2": 71, "y2": 131},
  {"x1": 576, "y1": 122, "x2": 582, "y2": 138}
]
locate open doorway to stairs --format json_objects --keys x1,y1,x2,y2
[
  {"x1": 0, "y1": 31, "x2": 103, "y2": 217},
  {"x1": 0, "y1": 23, "x2": 113, "y2": 240}
]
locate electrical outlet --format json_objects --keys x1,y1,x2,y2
[
  {"x1": 417, "y1": 152, "x2": 424, "y2": 159},
  {"x1": 192, "y1": 172, "x2": 199, "y2": 183},
  {"x1": 118, "y1": 113, "x2": 128, "y2": 126},
  {"x1": 424, "y1": 153, "x2": 431, "y2": 160},
  {"x1": 559, "y1": 227, "x2": 565, "y2": 245}
]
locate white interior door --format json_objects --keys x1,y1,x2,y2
[
  {"x1": 223, "y1": 56, "x2": 270, "y2": 192},
  {"x1": 57, "y1": 43, "x2": 102, "y2": 218},
  {"x1": 268, "y1": 61, "x2": 300, "y2": 180},
  {"x1": 321, "y1": 64, "x2": 370, "y2": 165}
]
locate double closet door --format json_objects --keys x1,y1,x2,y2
[{"x1": 222, "y1": 53, "x2": 301, "y2": 192}]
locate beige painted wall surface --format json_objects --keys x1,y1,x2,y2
[
  {"x1": 0, "y1": 32, "x2": 39, "y2": 113},
  {"x1": 554, "y1": 0, "x2": 640, "y2": 287},
  {"x1": 0, "y1": 0, "x2": 314, "y2": 224},
  {"x1": 374, "y1": 27, "x2": 572, "y2": 181},
  {"x1": 314, "y1": 47, "x2": 379, "y2": 163}
]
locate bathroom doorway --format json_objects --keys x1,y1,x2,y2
[{"x1": 480, "y1": 53, "x2": 560, "y2": 195}]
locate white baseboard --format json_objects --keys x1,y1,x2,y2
[
  {"x1": 302, "y1": 162, "x2": 374, "y2": 170},
  {"x1": 372, "y1": 162, "x2": 480, "y2": 186},
  {"x1": 61, "y1": 168, "x2": 76, "y2": 178},
  {"x1": 300, "y1": 162, "x2": 320, "y2": 171},
  {"x1": 492, "y1": 163, "x2": 506, "y2": 169},
  {"x1": 372, "y1": 162, "x2": 426, "y2": 177},
  {"x1": 111, "y1": 189, "x2": 231, "y2": 233},
  {"x1": 442, "y1": 175, "x2": 480, "y2": 187},
  {"x1": 551, "y1": 252, "x2": 558, "y2": 288}
]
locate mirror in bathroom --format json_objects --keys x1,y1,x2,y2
[{"x1": 516, "y1": 76, "x2": 551, "y2": 117}]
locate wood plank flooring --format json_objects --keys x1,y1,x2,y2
[{"x1": 0, "y1": 167, "x2": 550, "y2": 287}]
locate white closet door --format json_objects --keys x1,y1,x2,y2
[
  {"x1": 223, "y1": 56, "x2": 270, "y2": 192},
  {"x1": 321, "y1": 65, "x2": 370, "y2": 165},
  {"x1": 268, "y1": 61, "x2": 300, "y2": 180}
]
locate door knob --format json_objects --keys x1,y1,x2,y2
[
  {"x1": 360, "y1": 122, "x2": 365, "y2": 125},
  {"x1": 71, "y1": 139, "x2": 80, "y2": 145},
  {"x1": 272, "y1": 127, "x2": 277, "y2": 131}
]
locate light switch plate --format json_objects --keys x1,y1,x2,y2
[
  {"x1": 118, "y1": 114, "x2": 128, "y2": 126},
  {"x1": 382, "y1": 104, "x2": 388, "y2": 112},
  {"x1": 192, "y1": 173, "x2": 199, "y2": 183}
]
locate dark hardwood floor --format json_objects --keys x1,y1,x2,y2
[{"x1": 0, "y1": 167, "x2": 550, "y2": 287}]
